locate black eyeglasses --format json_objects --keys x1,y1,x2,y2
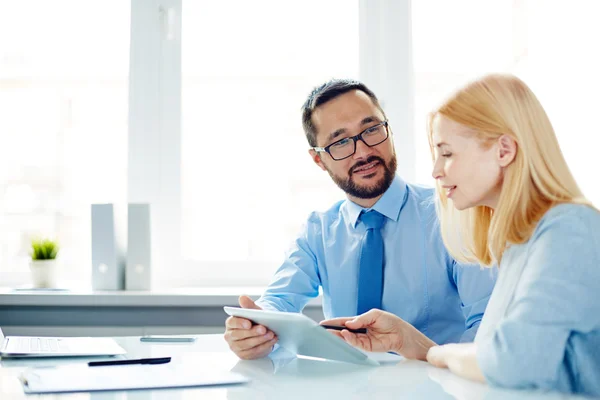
[{"x1": 312, "y1": 121, "x2": 390, "y2": 161}]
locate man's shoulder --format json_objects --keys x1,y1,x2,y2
[
  {"x1": 402, "y1": 181, "x2": 437, "y2": 215},
  {"x1": 405, "y1": 181, "x2": 436, "y2": 201},
  {"x1": 306, "y1": 199, "x2": 346, "y2": 225}
]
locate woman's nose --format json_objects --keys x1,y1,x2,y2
[{"x1": 432, "y1": 159, "x2": 444, "y2": 180}]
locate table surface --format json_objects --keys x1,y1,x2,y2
[{"x1": 0, "y1": 334, "x2": 587, "y2": 399}]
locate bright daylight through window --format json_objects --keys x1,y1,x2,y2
[
  {"x1": 179, "y1": 1, "x2": 359, "y2": 286},
  {"x1": 1, "y1": 0, "x2": 598, "y2": 289},
  {"x1": 0, "y1": 1, "x2": 129, "y2": 287},
  {"x1": 413, "y1": 0, "x2": 600, "y2": 212}
]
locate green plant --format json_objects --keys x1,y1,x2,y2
[{"x1": 30, "y1": 238, "x2": 59, "y2": 261}]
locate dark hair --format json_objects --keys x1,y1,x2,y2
[{"x1": 301, "y1": 79, "x2": 386, "y2": 147}]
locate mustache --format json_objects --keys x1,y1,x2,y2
[{"x1": 349, "y1": 156, "x2": 385, "y2": 176}]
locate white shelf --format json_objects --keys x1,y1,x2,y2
[{"x1": 0, "y1": 287, "x2": 322, "y2": 308}]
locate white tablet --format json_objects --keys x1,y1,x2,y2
[{"x1": 223, "y1": 307, "x2": 379, "y2": 366}]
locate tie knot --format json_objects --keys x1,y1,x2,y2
[{"x1": 359, "y1": 210, "x2": 385, "y2": 230}]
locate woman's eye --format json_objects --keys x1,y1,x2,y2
[{"x1": 442, "y1": 153, "x2": 452, "y2": 158}]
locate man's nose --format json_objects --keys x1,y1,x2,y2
[{"x1": 353, "y1": 138, "x2": 373, "y2": 159}]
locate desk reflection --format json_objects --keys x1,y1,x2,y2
[{"x1": 227, "y1": 349, "x2": 450, "y2": 399}]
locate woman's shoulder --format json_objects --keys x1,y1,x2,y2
[
  {"x1": 534, "y1": 203, "x2": 600, "y2": 239},
  {"x1": 543, "y1": 202, "x2": 599, "y2": 219},
  {"x1": 525, "y1": 203, "x2": 600, "y2": 272}
]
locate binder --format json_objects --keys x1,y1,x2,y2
[
  {"x1": 126, "y1": 203, "x2": 152, "y2": 290},
  {"x1": 91, "y1": 204, "x2": 126, "y2": 290}
]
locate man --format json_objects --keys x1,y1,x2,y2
[{"x1": 224, "y1": 79, "x2": 497, "y2": 360}]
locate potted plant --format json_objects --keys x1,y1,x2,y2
[{"x1": 29, "y1": 238, "x2": 59, "y2": 288}]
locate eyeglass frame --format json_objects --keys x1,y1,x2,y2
[{"x1": 311, "y1": 120, "x2": 390, "y2": 161}]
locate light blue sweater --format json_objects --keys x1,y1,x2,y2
[{"x1": 475, "y1": 203, "x2": 600, "y2": 396}]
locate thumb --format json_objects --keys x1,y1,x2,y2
[
  {"x1": 239, "y1": 295, "x2": 261, "y2": 310},
  {"x1": 346, "y1": 309, "x2": 379, "y2": 328}
]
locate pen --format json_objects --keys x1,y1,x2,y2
[
  {"x1": 88, "y1": 357, "x2": 171, "y2": 367},
  {"x1": 321, "y1": 325, "x2": 367, "y2": 334}
]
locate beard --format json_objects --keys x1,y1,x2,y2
[{"x1": 327, "y1": 154, "x2": 397, "y2": 199}]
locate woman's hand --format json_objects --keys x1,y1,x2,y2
[
  {"x1": 427, "y1": 343, "x2": 486, "y2": 383},
  {"x1": 320, "y1": 309, "x2": 436, "y2": 360}
]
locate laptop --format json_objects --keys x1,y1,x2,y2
[{"x1": 0, "y1": 327, "x2": 126, "y2": 358}]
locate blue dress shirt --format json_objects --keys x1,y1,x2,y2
[
  {"x1": 256, "y1": 176, "x2": 497, "y2": 344},
  {"x1": 475, "y1": 204, "x2": 600, "y2": 395}
]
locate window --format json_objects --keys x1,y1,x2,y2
[
  {"x1": 6, "y1": 1, "x2": 594, "y2": 290},
  {"x1": 412, "y1": 0, "x2": 515, "y2": 185},
  {"x1": 413, "y1": 0, "x2": 600, "y2": 209},
  {"x1": 0, "y1": 1, "x2": 130, "y2": 286},
  {"x1": 178, "y1": 1, "x2": 359, "y2": 286}
]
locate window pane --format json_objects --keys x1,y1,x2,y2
[
  {"x1": 181, "y1": 1, "x2": 358, "y2": 284},
  {"x1": 413, "y1": 0, "x2": 600, "y2": 208},
  {"x1": 412, "y1": 0, "x2": 514, "y2": 185},
  {"x1": 0, "y1": 1, "x2": 130, "y2": 287}
]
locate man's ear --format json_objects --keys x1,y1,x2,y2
[
  {"x1": 497, "y1": 135, "x2": 517, "y2": 167},
  {"x1": 309, "y1": 149, "x2": 327, "y2": 171}
]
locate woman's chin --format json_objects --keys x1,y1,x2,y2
[{"x1": 451, "y1": 198, "x2": 471, "y2": 211}]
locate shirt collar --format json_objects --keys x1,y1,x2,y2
[{"x1": 345, "y1": 175, "x2": 408, "y2": 228}]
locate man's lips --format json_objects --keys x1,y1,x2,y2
[{"x1": 352, "y1": 161, "x2": 380, "y2": 175}]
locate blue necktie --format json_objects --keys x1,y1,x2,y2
[{"x1": 357, "y1": 210, "x2": 386, "y2": 315}]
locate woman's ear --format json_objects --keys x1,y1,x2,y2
[{"x1": 497, "y1": 135, "x2": 517, "y2": 167}]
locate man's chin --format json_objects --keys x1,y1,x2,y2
[
  {"x1": 350, "y1": 175, "x2": 384, "y2": 189},
  {"x1": 328, "y1": 159, "x2": 396, "y2": 200},
  {"x1": 347, "y1": 179, "x2": 388, "y2": 199}
]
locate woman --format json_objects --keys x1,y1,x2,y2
[{"x1": 321, "y1": 74, "x2": 600, "y2": 395}]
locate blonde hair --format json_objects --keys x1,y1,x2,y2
[{"x1": 428, "y1": 74, "x2": 591, "y2": 266}]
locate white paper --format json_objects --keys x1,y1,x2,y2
[{"x1": 20, "y1": 363, "x2": 249, "y2": 394}]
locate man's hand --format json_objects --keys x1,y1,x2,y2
[
  {"x1": 321, "y1": 309, "x2": 436, "y2": 360},
  {"x1": 224, "y1": 295, "x2": 278, "y2": 360}
]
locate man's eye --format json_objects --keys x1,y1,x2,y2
[
  {"x1": 331, "y1": 138, "x2": 351, "y2": 148},
  {"x1": 363, "y1": 125, "x2": 383, "y2": 136}
]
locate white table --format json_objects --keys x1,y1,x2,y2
[{"x1": 0, "y1": 335, "x2": 585, "y2": 399}]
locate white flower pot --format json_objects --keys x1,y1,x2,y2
[{"x1": 29, "y1": 260, "x2": 59, "y2": 288}]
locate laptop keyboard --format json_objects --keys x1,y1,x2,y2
[{"x1": 17, "y1": 338, "x2": 69, "y2": 353}]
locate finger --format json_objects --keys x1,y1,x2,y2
[
  {"x1": 239, "y1": 295, "x2": 261, "y2": 310},
  {"x1": 341, "y1": 330, "x2": 371, "y2": 351},
  {"x1": 320, "y1": 317, "x2": 354, "y2": 326},
  {"x1": 226, "y1": 316, "x2": 252, "y2": 330},
  {"x1": 228, "y1": 324, "x2": 270, "y2": 341},
  {"x1": 342, "y1": 330, "x2": 373, "y2": 352},
  {"x1": 340, "y1": 330, "x2": 359, "y2": 346},
  {"x1": 230, "y1": 330, "x2": 276, "y2": 352},
  {"x1": 237, "y1": 337, "x2": 278, "y2": 359}
]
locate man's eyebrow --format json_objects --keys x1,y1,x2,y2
[
  {"x1": 328, "y1": 128, "x2": 347, "y2": 142},
  {"x1": 360, "y1": 116, "x2": 380, "y2": 126},
  {"x1": 327, "y1": 116, "x2": 382, "y2": 142}
]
